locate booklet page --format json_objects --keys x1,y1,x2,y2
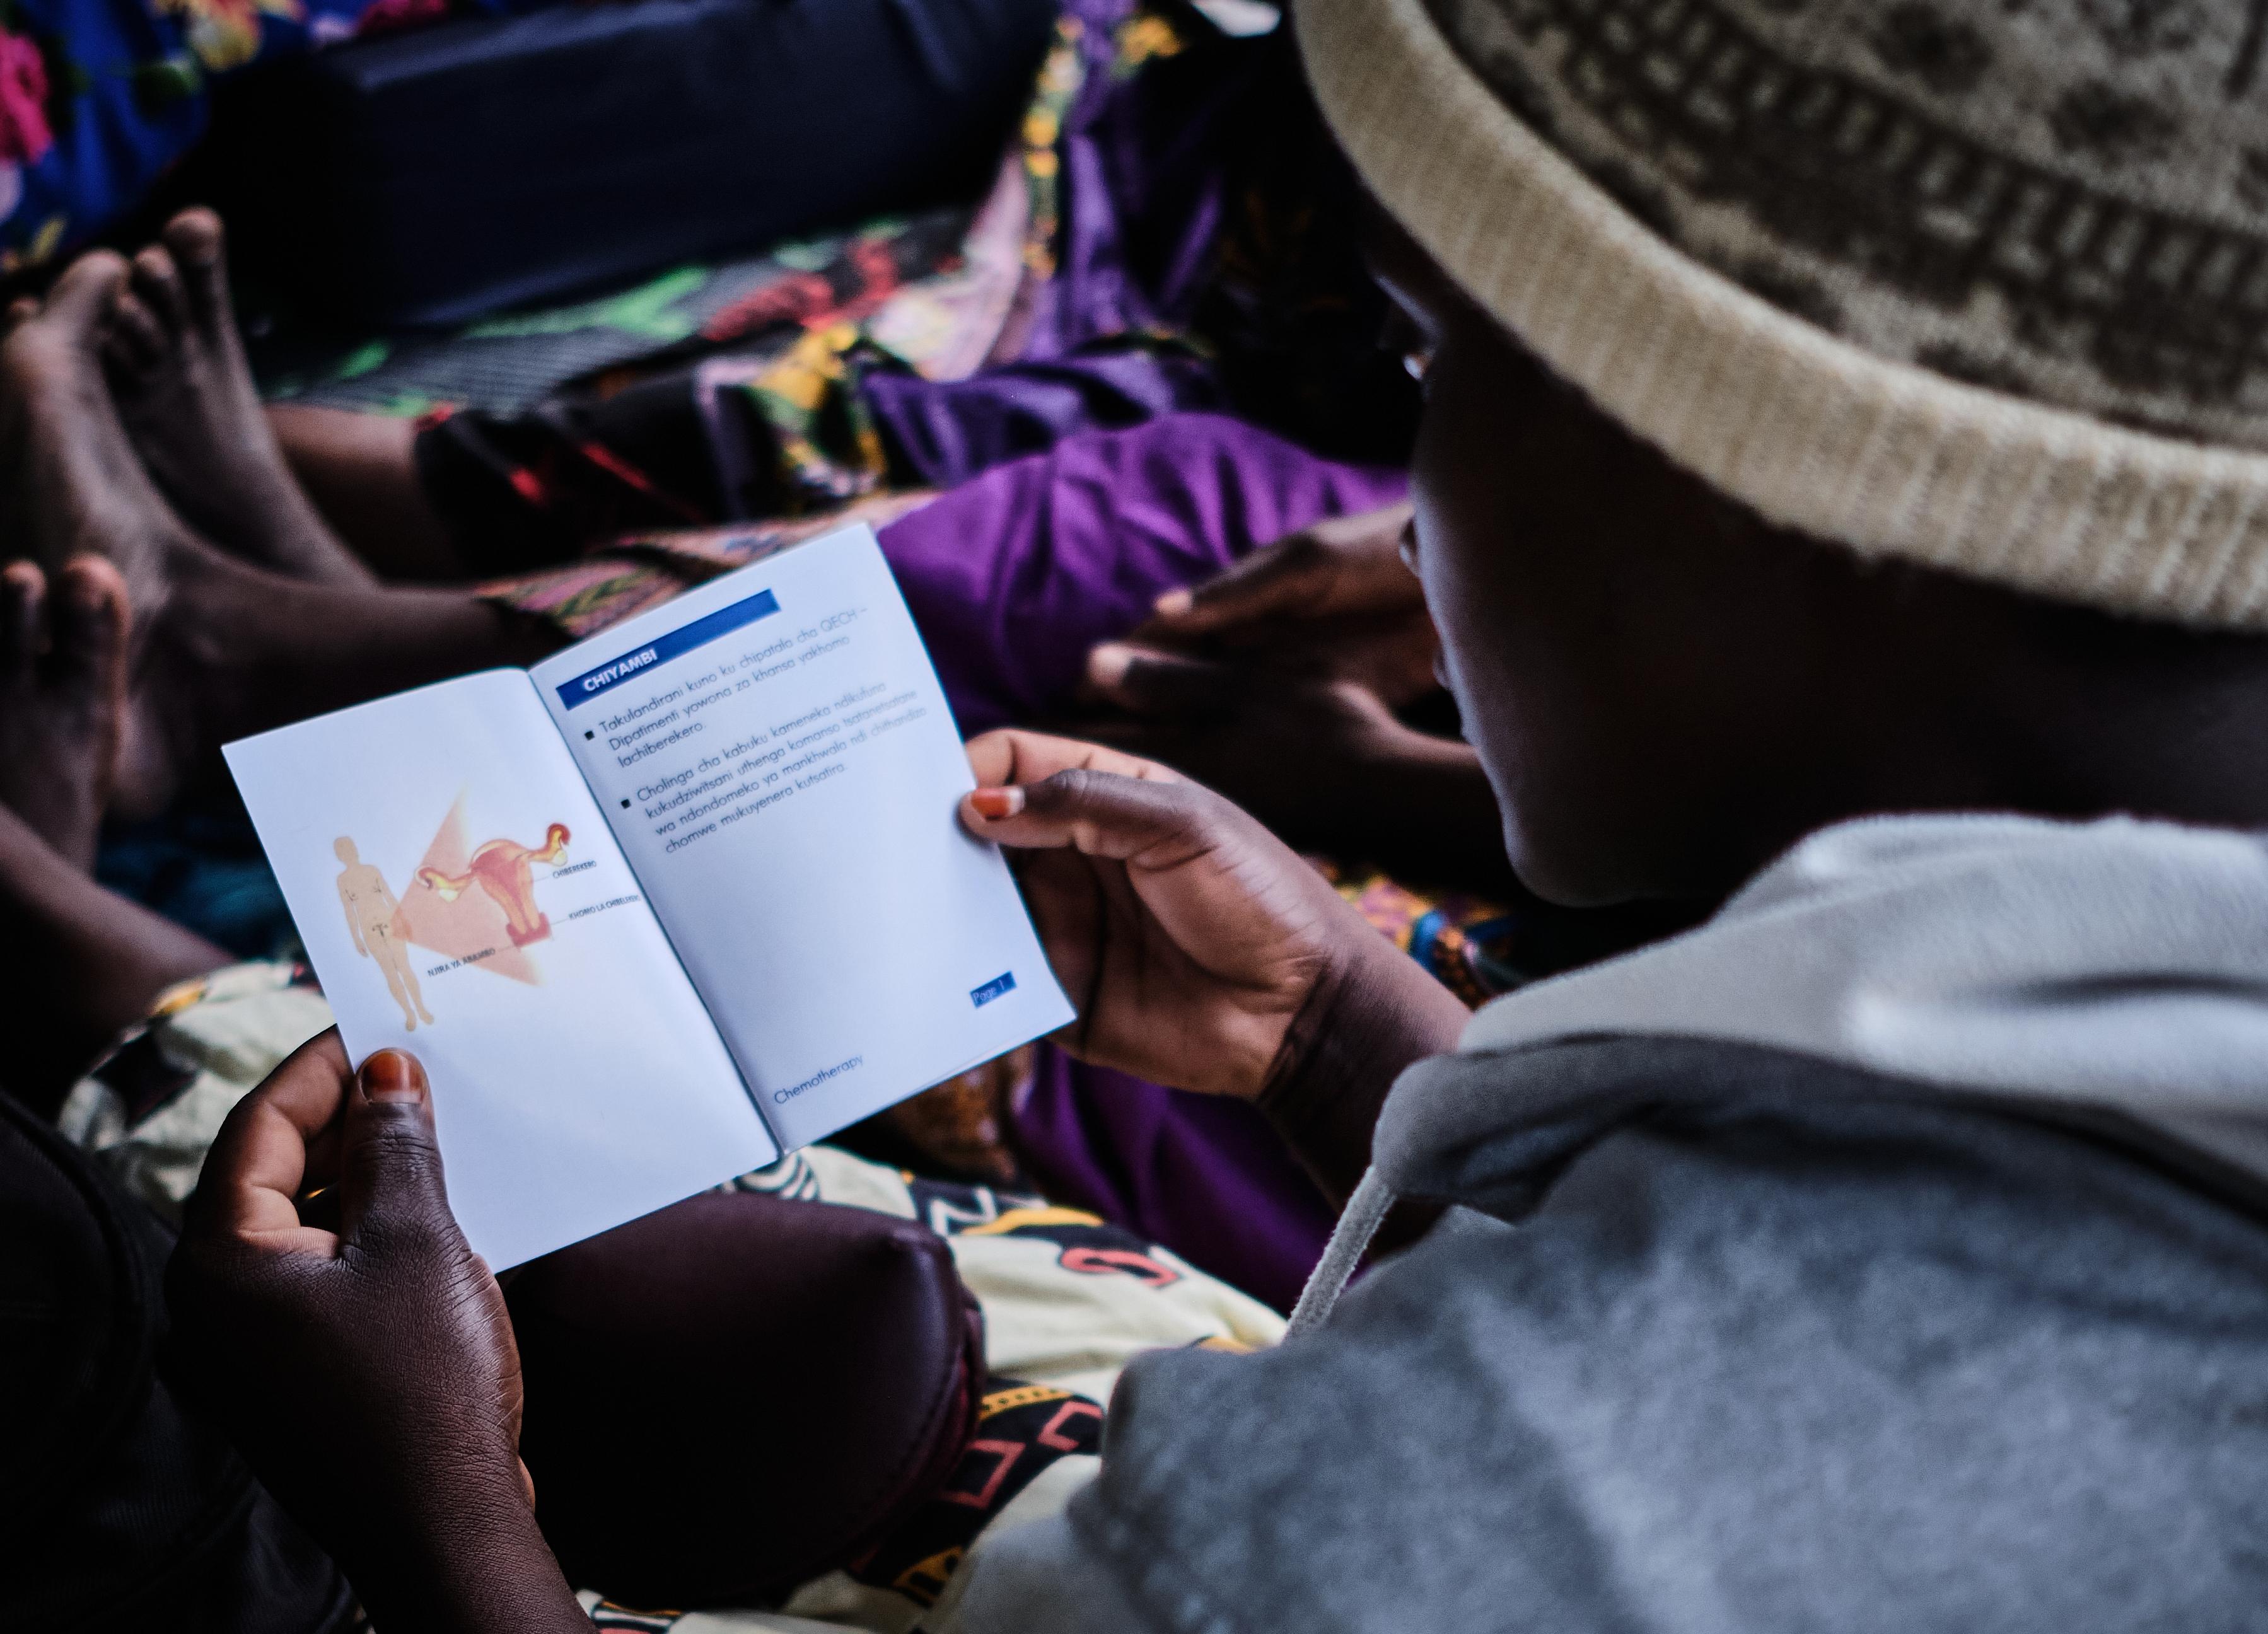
[
  {"x1": 532, "y1": 525, "x2": 1076, "y2": 1149},
  {"x1": 224, "y1": 669, "x2": 779, "y2": 1269}
]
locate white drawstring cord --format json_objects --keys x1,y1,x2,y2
[{"x1": 1284, "y1": 1165, "x2": 1395, "y2": 1340}]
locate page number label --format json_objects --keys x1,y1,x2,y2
[{"x1": 970, "y1": 971, "x2": 1016, "y2": 1008}]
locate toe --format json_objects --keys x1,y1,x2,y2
[
  {"x1": 52, "y1": 554, "x2": 129, "y2": 699},
  {"x1": 103, "y1": 292, "x2": 166, "y2": 379},
  {"x1": 1, "y1": 559, "x2": 46, "y2": 681},
  {"x1": 161, "y1": 208, "x2": 233, "y2": 332},
  {"x1": 131, "y1": 245, "x2": 187, "y2": 335},
  {"x1": 40, "y1": 251, "x2": 130, "y2": 340},
  {"x1": 162, "y1": 207, "x2": 224, "y2": 267}
]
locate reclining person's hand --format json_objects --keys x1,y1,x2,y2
[
  {"x1": 1132, "y1": 501, "x2": 1438, "y2": 705},
  {"x1": 961, "y1": 731, "x2": 1468, "y2": 1122},
  {"x1": 1073, "y1": 640, "x2": 1511, "y2": 889},
  {"x1": 168, "y1": 1031, "x2": 585, "y2": 1633},
  {"x1": 1086, "y1": 504, "x2": 1519, "y2": 889}
]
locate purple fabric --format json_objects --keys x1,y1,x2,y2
[
  {"x1": 1017, "y1": 0, "x2": 1262, "y2": 356},
  {"x1": 864, "y1": 348, "x2": 1223, "y2": 492},
  {"x1": 1012, "y1": 1055, "x2": 1340, "y2": 1317},
  {"x1": 854, "y1": 0, "x2": 1281, "y2": 493},
  {"x1": 879, "y1": 410, "x2": 1403, "y2": 733},
  {"x1": 876, "y1": 412, "x2": 1405, "y2": 1309}
]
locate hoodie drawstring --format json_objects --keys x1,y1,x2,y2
[{"x1": 1285, "y1": 1165, "x2": 1395, "y2": 1340}]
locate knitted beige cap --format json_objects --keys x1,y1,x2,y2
[{"x1": 1299, "y1": 0, "x2": 2268, "y2": 628}]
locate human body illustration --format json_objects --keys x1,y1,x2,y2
[
  {"x1": 335, "y1": 837, "x2": 434, "y2": 1031},
  {"x1": 417, "y1": 822, "x2": 571, "y2": 947}
]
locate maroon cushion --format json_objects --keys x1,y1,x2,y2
[{"x1": 508, "y1": 1186, "x2": 983, "y2": 1607}]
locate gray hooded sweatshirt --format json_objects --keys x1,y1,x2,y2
[{"x1": 951, "y1": 814, "x2": 2268, "y2": 1632}]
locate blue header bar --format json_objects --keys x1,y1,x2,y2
[{"x1": 556, "y1": 589, "x2": 780, "y2": 709}]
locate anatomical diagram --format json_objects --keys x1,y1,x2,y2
[
  {"x1": 335, "y1": 836, "x2": 437, "y2": 1031},
  {"x1": 417, "y1": 823, "x2": 573, "y2": 947}
]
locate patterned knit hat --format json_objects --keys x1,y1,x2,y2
[{"x1": 1299, "y1": 0, "x2": 2268, "y2": 628}]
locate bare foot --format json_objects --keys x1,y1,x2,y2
[
  {"x1": 0, "y1": 253, "x2": 186, "y2": 622},
  {"x1": 0, "y1": 556, "x2": 128, "y2": 870},
  {"x1": 101, "y1": 208, "x2": 373, "y2": 587},
  {"x1": 0, "y1": 246, "x2": 259, "y2": 819},
  {"x1": 0, "y1": 245, "x2": 561, "y2": 820}
]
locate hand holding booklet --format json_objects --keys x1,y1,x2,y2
[{"x1": 224, "y1": 524, "x2": 1073, "y2": 1268}]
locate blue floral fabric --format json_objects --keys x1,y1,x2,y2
[{"x1": 0, "y1": 0, "x2": 555, "y2": 272}]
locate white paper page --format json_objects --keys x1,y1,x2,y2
[
  {"x1": 531, "y1": 525, "x2": 1076, "y2": 1150},
  {"x1": 223, "y1": 669, "x2": 779, "y2": 1270}
]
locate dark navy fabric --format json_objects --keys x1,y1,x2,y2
[{"x1": 212, "y1": 0, "x2": 1059, "y2": 325}]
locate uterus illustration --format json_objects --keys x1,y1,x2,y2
[{"x1": 417, "y1": 822, "x2": 572, "y2": 947}]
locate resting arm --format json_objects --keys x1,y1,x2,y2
[{"x1": 1257, "y1": 928, "x2": 1468, "y2": 1210}]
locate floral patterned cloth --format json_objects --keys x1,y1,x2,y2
[{"x1": 0, "y1": 0, "x2": 554, "y2": 272}]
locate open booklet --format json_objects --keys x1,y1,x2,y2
[{"x1": 224, "y1": 524, "x2": 1074, "y2": 1268}]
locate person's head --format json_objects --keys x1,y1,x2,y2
[
  {"x1": 334, "y1": 837, "x2": 358, "y2": 865},
  {"x1": 1310, "y1": 0, "x2": 2268, "y2": 906}
]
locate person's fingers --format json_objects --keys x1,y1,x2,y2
[
  {"x1": 963, "y1": 727, "x2": 1181, "y2": 799},
  {"x1": 192, "y1": 1029, "x2": 354, "y2": 1254},
  {"x1": 1006, "y1": 845, "x2": 1106, "y2": 949},
  {"x1": 1143, "y1": 536, "x2": 1330, "y2": 637},
  {"x1": 963, "y1": 762, "x2": 1230, "y2": 869},
  {"x1": 1086, "y1": 642, "x2": 1242, "y2": 717},
  {"x1": 337, "y1": 1048, "x2": 457, "y2": 1253}
]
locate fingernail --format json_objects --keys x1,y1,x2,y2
[
  {"x1": 969, "y1": 785, "x2": 1025, "y2": 820},
  {"x1": 361, "y1": 1050, "x2": 426, "y2": 1104},
  {"x1": 1087, "y1": 644, "x2": 1132, "y2": 687},
  {"x1": 1152, "y1": 588, "x2": 1193, "y2": 618}
]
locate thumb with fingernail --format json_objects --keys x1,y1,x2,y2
[{"x1": 339, "y1": 1048, "x2": 451, "y2": 1249}]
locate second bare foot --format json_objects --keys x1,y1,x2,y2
[
  {"x1": 0, "y1": 555, "x2": 129, "y2": 871},
  {"x1": 103, "y1": 208, "x2": 373, "y2": 587}
]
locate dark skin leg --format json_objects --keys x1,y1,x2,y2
[
  {"x1": 0, "y1": 803, "x2": 230, "y2": 1119},
  {"x1": 0, "y1": 555, "x2": 129, "y2": 870},
  {"x1": 102, "y1": 210, "x2": 374, "y2": 587},
  {"x1": 0, "y1": 566, "x2": 226, "y2": 1116},
  {"x1": 128, "y1": 548, "x2": 562, "y2": 819},
  {"x1": 269, "y1": 403, "x2": 469, "y2": 582},
  {"x1": 1, "y1": 246, "x2": 561, "y2": 820},
  {"x1": 0, "y1": 253, "x2": 185, "y2": 624},
  {"x1": 90, "y1": 207, "x2": 463, "y2": 584}
]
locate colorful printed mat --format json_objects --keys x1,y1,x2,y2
[{"x1": 245, "y1": 207, "x2": 975, "y2": 417}]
